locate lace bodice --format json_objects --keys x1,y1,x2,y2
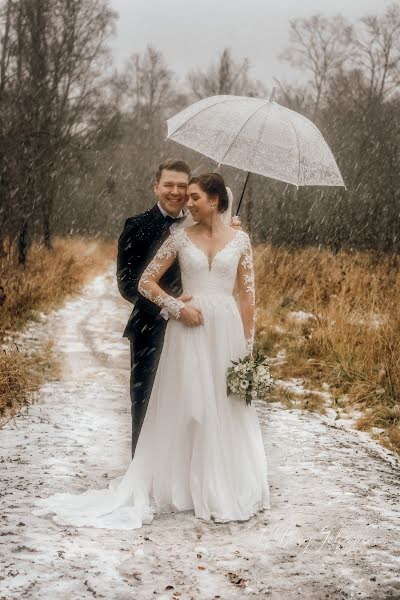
[{"x1": 138, "y1": 228, "x2": 255, "y2": 354}]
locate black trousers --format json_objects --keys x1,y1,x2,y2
[{"x1": 129, "y1": 311, "x2": 167, "y2": 459}]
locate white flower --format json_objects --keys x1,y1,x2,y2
[{"x1": 240, "y1": 379, "x2": 249, "y2": 390}]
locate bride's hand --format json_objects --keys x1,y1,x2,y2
[{"x1": 179, "y1": 305, "x2": 204, "y2": 327}]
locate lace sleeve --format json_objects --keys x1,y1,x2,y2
[
  {"x1": 138, "y1": 233, "x2": 185, "y2": 319},
  {"x1": 236, "y1": 232, "x2": 255, "y2": 356}
]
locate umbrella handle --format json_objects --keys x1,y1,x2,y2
[
  {"x1": 235, "y1": 87, "x2": 275, "y2": 216},
  {"x1": 235, "y1": 172, "x2": 250, "y2": 216}
]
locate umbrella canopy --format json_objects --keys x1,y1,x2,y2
[{"x1": 166, "y1": 94, "x2": 345, "y2": 189}]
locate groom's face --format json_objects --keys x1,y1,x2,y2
[{"x1": 154, "y1": 169, "x2": 189, "y2": 217}]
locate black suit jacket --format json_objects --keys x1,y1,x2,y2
[{"x1": 116, "y1": 204, "x2": 183, "y2": 339}]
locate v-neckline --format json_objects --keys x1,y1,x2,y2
[{"x1": 182, "y1": 228, "x2": 239, "y2": 271}]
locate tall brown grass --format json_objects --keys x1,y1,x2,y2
[
  {"x1": 0, "y1": 236, "x2": 116, "y2": 422},
  {"x1": 254, "y1": 244, "x2": 400, "y2": 454},
  {"x1": 0, "y1": 236, "x2": 116, "y2": 338}
]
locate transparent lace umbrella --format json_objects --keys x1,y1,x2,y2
[{"x1": 166, "y1": 88, "x2": 346, "y2": 214}]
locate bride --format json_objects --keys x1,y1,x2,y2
[{"x1": 32, "y1": 172, "x2": 271, "y2": 530}]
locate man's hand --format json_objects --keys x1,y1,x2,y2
[
  {"x1": 230, "y1": 215, "x2": 242, "y2": 230},
  {"x1": 176, "y1": 294, "x2": 193, "y2": 303}
]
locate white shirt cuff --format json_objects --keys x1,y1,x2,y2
[{"x1": 160, "y1": 308, "x2": 169, "y2": 321}]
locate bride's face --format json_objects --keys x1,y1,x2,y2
[{"x1": 187, "y1": 183, "x2": 217, "y2": 222}]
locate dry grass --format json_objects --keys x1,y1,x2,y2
[
  {"x1": 0, "y1": 340, "x2": 61, "y2": 424},
  {"x1": 254, "y1": 243, "x2": 400, "y2": 454},
  {"x1": 0, "y1": 236, "x2": 116, "y2": 422},
  {"x1": 0, "y1": 236, "x2": 116, "y2": 337}
]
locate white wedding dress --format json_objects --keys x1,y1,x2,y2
[{"x1": 32, "y1": 227, "x2": 271, "y2": 530}]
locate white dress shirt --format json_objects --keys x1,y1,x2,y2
[{"x1": 157, "y1": 201, "x2": 185, "y2": 228}]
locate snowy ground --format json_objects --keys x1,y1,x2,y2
[{"x1": 1, "y1": 263, "x2": 400, "y2": 600}]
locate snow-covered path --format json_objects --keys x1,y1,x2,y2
[{"x1": 1, "y1": 264, "x2": 400, "y2": 600}]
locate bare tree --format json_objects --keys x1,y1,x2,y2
[
  {"x1": 351, "y1": 3, "x2": 400, "y2": 106},
  {"x1": 188, "y1": 48, "x2": 265, "y2": 99},
  {"x1": 127, "y1": 45, "x2": 175, "y2": 118},
  {"x1": 0, "y1": 0, "x2": 117, "y2": 262},
  {"x1": 116, "y1": 46, "x2": 178, "y2": 211},
  {"x1": 62, "y1": 46, "x2": 187, "y2": 227},
  {"x1": 0, "y1": 0, "x2": 12, "y2": 254},
  {"x1": 280, "y1": 14, "x2": 352, "y2": 118}
]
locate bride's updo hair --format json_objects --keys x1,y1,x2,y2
[{"x1": 188, "y1": 172, "x2": 229, "y2": 213}]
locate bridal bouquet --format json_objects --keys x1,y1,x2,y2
[{"x1": 226, "y1": 352, "x2": 274, "y2": 405}]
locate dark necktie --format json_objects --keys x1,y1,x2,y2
[
  {"x1": 162, "y1": 215, "x2": 182, "y2": 240},
  {"x1": 164, "y1": 214, "x2": 186, "y2": 225}
]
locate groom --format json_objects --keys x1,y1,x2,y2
[{"x1": 117, "y1": 159, "x2": 201, "y2": 458}]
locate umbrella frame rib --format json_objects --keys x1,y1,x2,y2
[
  {"x1": 218, "y1": 100, "x2": 272, "y2": 167},
  {"x1": 286, "y1": 115, "x2": 301, "y2": 187}
]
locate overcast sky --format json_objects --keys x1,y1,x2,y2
[{"x1": 109, "y1": 0, "x2": 395, "y2": 88}]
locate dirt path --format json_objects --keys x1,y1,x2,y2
[{"x1": 1, "y1": 264, "x2": 400, "y2": 600}]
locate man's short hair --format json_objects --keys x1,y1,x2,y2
[{"x1": 155, "y1": 158, "x2": 191, "y2": 182}]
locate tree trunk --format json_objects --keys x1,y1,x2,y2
[
  {"x1": 42, "y1": 199, "x2": 53, "y2": 250},
  {"x1": 18, "y1": 221, "x2": 28, "y2": 266}
]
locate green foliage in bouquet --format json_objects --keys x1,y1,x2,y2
[{"x1": 226, "y1": 351, "x2": 274, "y2": 405}]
